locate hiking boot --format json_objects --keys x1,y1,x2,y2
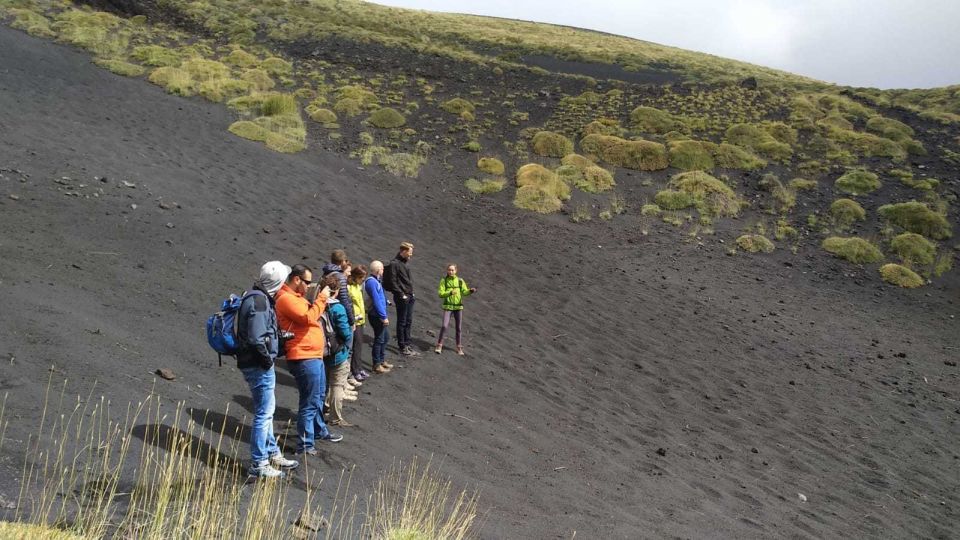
[
  {"x1": 269, "y1": 454, "x2": 299, "y2": 470},
  {"x1": 318, "y1": 432, "x2": 343, "y2": 443},
  {"x1": 401, "y1": 346, "x2": 421, "y2": 357},
  {"x1": 457, "y1": 346, "x2": 465, "y2": 356},
  {"x1": 249, "y1": 461, "x2": 286, "y2": 479},
  {"x1": 342, "y1": 393, "x2": 358, "y2": 402},
  {"x1": 373, "y1": 364, "x2": 391, "y2": 374},
  {"x1": 297, "y1": 447, "x2": 318, "y2": 457},
  {"x1": 435, "y1": 344, "x2": 443, "y2": 354},
  {"x1": 358, "y1": 370, "x2": 371, "y2": 380},
  {"x1": 347, "y1": 377, "x2": 362, "y2": 387},
  {"x1": 383, "y1": 361, "x2": 395, "y2": 369}
]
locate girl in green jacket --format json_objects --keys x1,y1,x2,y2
[{"x1": 435, "y1": 264, "x2": 476, "y2": 355}]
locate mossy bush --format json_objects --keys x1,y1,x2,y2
[
  {"x1": 131, "y1": 45, "x2": 182, "y2": 67},
  {"x1": 835, "y1": 169, "x2": 880, "y2": 195},
  {"x1": 736, "y1": 234, "x2": 775, "y2": 253},
  {"x1": 307, "y1": 107, "x2": 338, "y2": 124},
  {"x1": 477, "y1": 157, "x2": 505, "y2": 175},
  {"x1": 441, "y1": 97, "x2": 475, "y2": 115},
  {"x1": 516, "y1": 164, "x2": 569, "y2": 200},
  {"x1": 879, "y1": 263, "x2": 924, "y2": 288},
  {"x1": 261, "y1": 93, "x2": 298, "y2": 116},
  {"x1": 825, "y1": 127, "x2": 906, "y2": 160},
  {"x1": 260, "y1": 56, "x2": 293, "y2": 77},
  {"x1": 9, "y1": 8, "x2": 54, "y2": 37},
  {"x1": 640, "y1": 204, "x2": 662, "y2": 216},
  {"x1": 148, "y1": 67, "x2": 194, "y2": 96},
  {"x1": 337, "y1": 85, "x2": 379, "y2": 108},
  {"x1": 577, "y1": 166, "x2": 615, "y2": 193},
  {"x1": 560, "y1": 153, "x2": 594, "y2": 171},
  {"x1": 380, "y1": 153, "x2": 424, "y2": 177},
  {"x1": 890, "y1": 233, "x2": 936, "y2": 267},
  {"x1": 462, "y1": 141, "x2": 481, "y2": 152},
  {"x1": 654, "y1": 190, "x2": 695, "y2": 210},
  {"x1": 822, "y1": 237, "x2": 884, "y2": 264},
  {"x1": 465, "y1": 178, "x2": 505, "y2": 194},
  {"x1": 724, "y1": 123, "x2": 792, "y2": 161},
  {"x1": 198, "y1": 78, "x2": 250, "y2": 102},
  {"x1": 865, "y1": 116, "x2": 914, "y2": 141},
  {"x1": 180, "y1": 58, "x2": 230, "y2": 82},
  {"x1": 893, "y1": 170, "x2": 940, "y2": 191},
  {"x1": 829, "y1": 198, "x2": 866, "y2": 228},
  {"x1": 224, "y1": 48, "x2": 259, "y2": 67},
  {"x1": 629, "y1": 106, "x2": 684, "y2": 133},
  {"x1": 367, "y1": 107, "x2": 406, "y2": 128},
  {"x1": 662, "y1": 171, "x2": 742, "y2": 217},
  {"x1": 228, "y1": 120, "x2": 269, "y2": 141},
  {"x1": 713, "y1": 144, "x2": 766, "y2": 170},
  {"x1": 514, "y1": 185, "x2": 562, "y2": 214},
  {"x1": 582, "y1": 118, "x2": 623, "y2": 137},
  {"x1": 241, "y1": 68, "x2": 275, "y2": 91},
  {"x1": 531, "y1": 131, "x2": 574, "y2": 158},
  {"x1": 334, "y1": 97, "x2": 363, "y2": 116},
  {"x1": 554, "y1": 165, "x2": 583, "y2": 187},
  {"x1": 669, "y1": 140, "x2": 715, "y2": 171},
  {"x1": 580, "y1": 134, "x2": 668, "y2": 171},
  {"x1": 877, "y1": 201, "x2": 952, "y2": 239},
  {"x1": 789, "y1": 178, "x2": 818, "y2": 191},
  {"x1": 94, "y1": 58, "x2": 145, "y2": 77},
  {"x1": 763, "y1": 121, "x2": 798, "y2": 146}
]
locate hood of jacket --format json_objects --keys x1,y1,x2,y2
[{"x1": 321, "y1": 262, "x2": 343, "y2": 276}]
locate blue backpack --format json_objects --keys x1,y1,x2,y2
[{"x1": 206, "y1": 292, "x2": 257, "y2": 366}]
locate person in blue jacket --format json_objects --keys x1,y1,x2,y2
[
  {"x1": 236, "y1": 261, "x2": 300, "y2": 478},
  {"x1": 322, "y1": 274, "x2": 354, "y2": 426},
  {"x1": 364, "y1": 260, "x2": 394, "y2": 374}
]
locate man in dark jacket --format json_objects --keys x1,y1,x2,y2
[
  {"x1": 321, "y1": 249, "x2": 355, "y2": 327},
  {"x1": 237, "y1": 261, "x2": 300, "y2": 479},
  {"x1": 384, "y1": 242, "x2": 420, "y2": 356}
]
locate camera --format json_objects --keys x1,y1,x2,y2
[{"x1": 278, "y1": 330, "x2": 295, "y2": 346}]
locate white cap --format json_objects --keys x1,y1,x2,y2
[{"x1": 258, "y1": 260, "x2": 291, "y2": 295}]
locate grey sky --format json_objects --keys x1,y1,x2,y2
[{"x1": 370, "y1": 0, "x2": 960, "y2": 89}]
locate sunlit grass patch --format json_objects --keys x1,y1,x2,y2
[
  {"x1": 367, "y1": 107, "x2": 406, "y2": 128},
  {"x1": 465, "y1": 177, "x2": 506, "y2": 194},
  {"x1": 724, "y1": 123, "x2": 792, "y2": 162},
  {"x1": 736, "y1": 234, "x2": 775, "y2": 253},
  {"x1": 94, "y1": 57, "x2": 146, "y2": 77},
  {"x1": 629, "y1": 105, "x2": 685, "y2": 134},
  {"x1": 669, "y1": 140, "x2": 715, "y2": 171},
  {"x1": 9, "y1": 8, "x2": 54, "y2": 37},
  {"x1": 656, "y1": 171, "x2": 742, "y2": 218},
  {"x1": 531, "y1": 130, "x2": 574, "y2": 158},
  {"x1": 878, "y1": 201, "x2": 952, "y2": 240},
  {"x1": 240, "y1": 68, "x2": 276, "y2": 91},
  {"x1": 829, "y1": 198, "x2": 866, "y2": 229},
  {"x1": 879, "y1": 263, "x2": 924, "y2": 288},
  {"x1": 835, "y1": 169, "x2": 880, "y2": 195},
  {"x1": 890, "y1": 232, "x2": 936, "y2": 267},
  {"x1": 131, "y1": 44, "x2": 182, "y2": 67},
  {"x1": 148, "y1": 66, "x2": 194, "y2": 96},
  {"x1": 477, "y1": 157, "x2": 505, "y2": 175},
  {"x1": 822, "y1": 236, "x2": 884, "y2": 264},
  {"x1": 580, "y1": 134, "x2": 668, "y2": 171}
]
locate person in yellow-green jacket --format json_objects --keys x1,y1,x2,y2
[{"x1": 435, "y1": 264, "x2": 476, "y2": 356}]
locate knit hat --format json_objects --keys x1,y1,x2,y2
[{"x1": 258, "y1": 260, "x2": 291, "y2": 296}]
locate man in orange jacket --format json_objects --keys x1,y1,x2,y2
[{"x1": 275, "y1": 264, "x2": 344, "y2": 454}]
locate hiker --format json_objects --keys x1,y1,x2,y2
[
  {"x1": 275, "y1": 264, "x2": 344, "y2": 455},
  {"x1": 435, "y1": 264, "x2": 476, "y2": 356},
  {"x1": 364, "y1": 260, "x2": 394, "y2": 374},
  {"x1": 237, "y1": 261, "x2": 300, "y2": 478},
  {"x1": 321, "y1": 274, "x2": 356, "y2": 426},
  {"x1": 321, "y1": 249, "x2": 356, "y2": 328},
  {"x1": 346, "y1": 265, "x2": 369, "y2": 387},
  {"x1": 383, "y1": 242, "x2": 419, "y2": 356}
]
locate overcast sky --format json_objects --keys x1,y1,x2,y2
[{"x1": 370, "y1": 0, "x2": 960, "y2": 89}]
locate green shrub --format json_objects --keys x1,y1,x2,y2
[
  {"x1": 763, "y1": 121, "x2": 798, "y2": 146},
  {"x1": 554, "y1": 165, "x2": 583, "y2": 186},
  {"x1": 261, "y1": 93, "x2": 298, "y2": 116},
  {"x1": 830, "y1": 198, "x2": 866, "y2": 228},
  {"x1": 835, "y1": 169, "x2": 880, "y2": 195},
  {"x1": 462, "y1": 141, "x2": 481, "y2": 152},
  {"x1": 224, "y1": 48, "x2": 259, "y2": 67},
  {"x1": 865, "y1": 116, "x2": 914, "y2": 141},
  {"x1": 380, "y1": 153, "x2": 424, "y2": 177},
  {"x1": 264, "y1": 132, "x2": 305, "y2": 153},
  {"x1": 198, "y1": 78, "x2": 250, "y2": 102},
  {"x1": 514, "y1": 185, "x2": 562, "y2": 214},
  {"x1": 516, "y1": 164, "x2": 569, "y2": 200},
  {"x1": 890, "y1": 233, "x2": 936, "y2": 267},
  {"x1": 477, "y1": 157, "x2": 505, "y2": 175},
  {"x1": 131, "y1": 45, "x2": 181, "y2": 67},
  {"x1": 736, "y1": 234, "x2": 775, "y2": 253},
  {"x1": 560, "y1": 153, "x2": 594, "y2": 171},
  {"x1": 260, "y1": 56, "x2": 293, "y2": 77},
  {"x1": 441, "y1": 97, "x2": 475, "y2": 115},
  {"x1": 582, "y1": 118, "x2": 623, "y2": 137},
  {"x1": 825, "y1": 127, "x2": 907, "y2": 159},
  {"x1": 307, "y1": 107, "x2": 338, "y2": 124},
  {"x1": 337, "y1": 85, "x2": 379, "y2": 107},
  {"x1": 713, "y1": 144, "x2": 766, "y2": 170},
  {"x1": 367, "y1": 107, "x2": 406, "y2": 128},
  {"x1": 895, "y1": 171, "x2": 940, "y2": 191},
  {"x1": 630, "y1": 106, "x2": 684, "y2": 133},
  {"x1": 334, "y1": 97, "x2": 363, "y2": 116},
  {"x1": 570, "y1": 204, "x2": 592, "y2": 223},
  {"x1": 9, "y1": 8, "x2": 54, "y2": 37},
  {"x1": 580, "y1": 134, "x2": 668, "y2": 171},
  {"x1": 669, "y1": 140, "x2": 715, "y2": 171},
  {"x1": 148, "y1": 67, "x2": 194, "y2": 96},
  {"x1": 666, "y1": 171, "x2": 742, "y2": 217},
  {"x1": 655, "y1": 190, "x2": 695, "y2": 210},
  {"x1": 94, "y1": 58, "x2": 145, "y2": 77},
  {"x1": 822, "y1": 237, "x2": 884, "y2": 264},
  {"x1": 465, "y1": 178, "x2": 505, "y2": 194},
  {"x1": 879, "y1": 263, "x2": 924, "y2": 288},
  {"x1": 531, "y1": 131, "x2": 574, "y2": 158},
  {"x1": 241, "y1": 69, "x2": 275, "y2": 91},
  {"x1": 789, "y1": 178, "x2": 818, "y2": 191},
  {"x1": 640, "y1": 204, "x2": 662, "y2": 216},
  {"x1": 878, "y1": 201, "x2": 952, "y2": 239},
  {"x1": 725, "y1": 123, "x2": 792, "y2": 161},
  {"x1": 577, "y1": 166, "x2": 615, "y2": 193},
  {"x1": 180, "y1": 58, "x2": 230, "y2": 82},
  {"x1": 228, "y1": 120, "x2": 269, "y2": 142}
]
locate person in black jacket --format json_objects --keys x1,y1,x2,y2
[
  {"x1": 236, "y1": 261, "x2": 300, "y2": 479},
  {"x1": 383, "y1": 242, "x2": 420, "y2": 356}
]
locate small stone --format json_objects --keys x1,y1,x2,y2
[
  {"x1": 945, "y1": 360, "x2": 957, "y2": 367},
  {"x1": 8, "y1": 194, "x2": 19, "y2": 200},
  {"x1": 159, "y1": 201, "x2": 173, "y2": 210},
  {"x1": 656, "y1": 447, "x2": 667, "y2": 457},
  {"x1": 155, "y1": 368, "x2": 176, "y2": 381},
  {"x1": 798, "y1": 493, "x2": 807, "y2": 502},
  {"x1": 123, "y1": 181, "x2": 136, "y2": 188},
  {"x1": 165, "y1": 222, "x2": 175, "y2": 229},
  {"x1": 751, "y1": 447, "x2": 759, "y2": 453},
  {"x1": 130, "y1": 204, "x2": 137, "y2": 210}
]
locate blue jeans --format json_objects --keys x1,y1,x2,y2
[
  {"x1": 287, "y1": 358, "x2": 330, "y2": 452},
  {"x1": 369, "y1": 317, "x2": 389, "y2": 365},
  {"x1": 394, "y1": 294, "x2": 415, "y2": 349},
  {"x1": 240, "y1": 366, "x2": 281, "y2": 464}
]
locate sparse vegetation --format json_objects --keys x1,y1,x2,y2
[
  {"x1": 822, "y1": 237, "x2": 884, "y2": 264},
  {"x1": 465, "y1": 177, "x2": 506, "y2": 194},
  {"x1": 830, "y1": 198, "x2": 866, "y2": 228},
  {"x1": 736, "y1": 234, "x2": 775, "y2": 253},
  {"x1": 477, "y1": 157, "x2": 505, "y2": 175},
  {"x1": 789, "y1": 178, "x2": 818, "y2": 191}
]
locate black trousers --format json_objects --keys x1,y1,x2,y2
[{"x1": 393, "y1": 294, "x2": 415, "y2": 349}]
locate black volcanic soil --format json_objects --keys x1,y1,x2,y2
[{"x1": 1, "y1": 25, "x2": 959, "y2": 539}]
